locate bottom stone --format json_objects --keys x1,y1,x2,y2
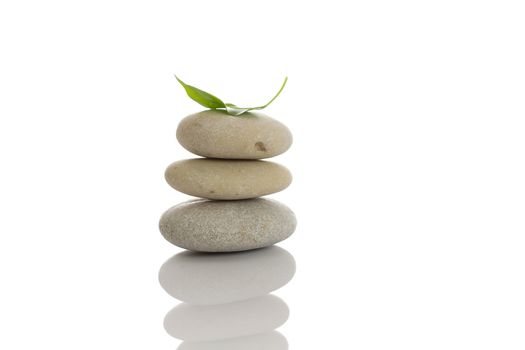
[{"x1": 159, "y1": 198, "x2": 296, "y2": 252}]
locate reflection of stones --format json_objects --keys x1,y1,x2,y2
[
  {"x1": 164, "y1": 294, "x2": 289, "y2": 341},
  {"x1": 159, "y1": 246, "x2": 296, "y2": 305},
  {"x1": 177, "y1": 331, "x2": 288, "y2": 350},
  {"x1": 159, "y1": 198, "x2": 296, "y2": 252},
  {"x1": 160, "y1": 246, "x2": 295, "y2": 348}
]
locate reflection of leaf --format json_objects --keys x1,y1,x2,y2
[
  {"x1": 175, "y1": 76, "x2": 226, "y2": 109},
  {"x1": 175, "y1": 76, "x2": 288, "y2": 116}
]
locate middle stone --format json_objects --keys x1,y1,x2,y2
[{"x1": 165, "y1": 158, "x2": 292, "y2": 200}]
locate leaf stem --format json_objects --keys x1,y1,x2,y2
[{"x1": 258, "y1": 76, "x2": 288, "y2": 109}]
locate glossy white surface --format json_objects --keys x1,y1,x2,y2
[
  {"x1": 164, "y1": 294, "x2": 289, "y2": 341},
  {"x1": 161, "y1": 247, "x2": 294, "y2": 346},
  {"x1": 159, "y1": 246, "x2": 296, "y2": 304},
  {"x1": 177, "y1": 331, "x2": 288, "y2": 350},
  {"x1": 2, "y1": 1, "x2": 525, "y2": 349}
]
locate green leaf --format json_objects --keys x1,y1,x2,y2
[
  {"x1": 175, "y1": 75, "x2": 288, "y2": 116},
  {"x1": 175, "y1": 75, "x2": 226, "y2": 109},
  {"x1": 224, "y1": 77, "x2": 288, "y2": 116}
]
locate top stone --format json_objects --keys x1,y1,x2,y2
[{"x1": 176, "y1": 110, "x2": 293, "y2": 159}]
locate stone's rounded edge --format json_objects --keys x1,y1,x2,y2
[
  {"x1": 163, "y1": 160, "x2": 201, "y2": 200},
  {"x1": 163, "y1": 159, "x2": 294, "y2": 200},
  {"x1": 158, "y1": 198, "x2": 297, "y2": 253},
  {"x1": 158, "y1": 199, "x2": 201, "y2": 251},
  {"x1": 176, "y1": 110, "x2": 293, "y2": 160},
  {"x1": 279, "y1": 162, "x2": 293, "y2": 191},
  {"x1": 163, "y1": 160, "x2": 179, "y2": 193},
  {"x1": 175, "y1": 112, "x2": 205, "y2": 158}
]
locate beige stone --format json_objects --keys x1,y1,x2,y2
[
  {"x1": 164, "y1": 158, "x2": 292, "y2": 200},
  {"x1": 176, "y1": 110, "x2": 293, "y2": 159},
  {"x1": 159, "y1": 198, "x2": 297, "y2": 252}
]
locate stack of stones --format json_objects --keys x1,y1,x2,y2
[{"x1": 159, "y1": 109, "x2": 296, "y2": 252}]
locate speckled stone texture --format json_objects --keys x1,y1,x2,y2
[
  {"x1": 164, "y1": 158, "x2": 292, "y2": 200},
  {"x1": 176, "y1": 110, "x2": 293, "y2": 159},
  {"x1": 159, "y1": 198, "x2": 296, "y2": 252}
]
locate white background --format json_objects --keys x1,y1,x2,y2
[{"x1": 1, "y1": 0, "x2": 525, "y2": 348}]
